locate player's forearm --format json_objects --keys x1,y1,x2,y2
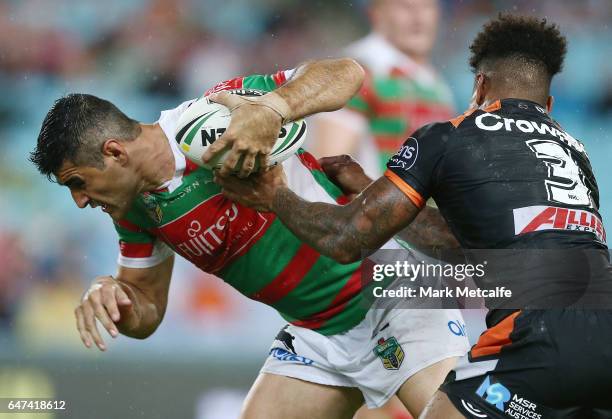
[
  {"x1": 275, "y1": 58, "x2": 365, "y2": 121},
  {"x1": 272, "y1": 187, "x2": 373, "y2": 264},
  {"x1": 114, "y1": 278, "x2": 165, "y2": 339},
  {"x1": 397, "y1": 206, "x2": 460, "y2": 250}
]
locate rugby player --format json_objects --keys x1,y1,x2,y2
[
  {"x1": 30, "y1": 58, "x2": 469, "y2": 418},
  {"x1": 217, "y1": 16, "x2": 612, "y2": 418}
]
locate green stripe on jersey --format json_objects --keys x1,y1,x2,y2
[{"x1": 370, "y1": 117, "x2": 406, "y2": 136}]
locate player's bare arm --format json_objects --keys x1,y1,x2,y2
[
  {"x1": 75, "y1": 255, "x2": 174, "y2": 351},
  {"x1": 306, "y1": 155, "x2": 459, "y2": 252},
  {"x1": 216, "y1": 166, "x2": 418, "y2": 264},
  {"x1": 202, "y1": 58, "x2": 365, "y2": 177}
]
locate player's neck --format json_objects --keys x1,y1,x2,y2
[
  {"x1": 483, "y1": 88, "x2": 548, "y2": 109},
  {"x1": 134, "y1": 123, "x2": 176, "y2": 192}
]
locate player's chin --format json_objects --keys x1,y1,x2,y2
[{"x1": 106, "y1": 205, "x2": 126, "y2": 221}]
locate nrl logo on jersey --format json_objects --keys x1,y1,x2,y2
[
  {"x1": 142, "y1": 193, "x2": 163, "y2": 224},
  {"x1": 373, "y1": 336, "x2": 404, "y2": 370}
]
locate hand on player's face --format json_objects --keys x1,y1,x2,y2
[
  {"x1": 202, "y1": 91, "x2": 282, "y2": 178},
  {"x1": 319, "y1": 155, "x2": 373, "y2": 198},
  {"x1": 214, "y1": 164, "x2": 287, "y2": 212},
  {"x1": 75, "y1": 276, "x2": 133, "y2": 351}
]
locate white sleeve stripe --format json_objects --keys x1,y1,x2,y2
[
  {"x1": 117, "y1": 241, "x2": 174, "y2": 269},
  {"x1": 284, "y1": 68, "x2": 296, "y2": 81}
]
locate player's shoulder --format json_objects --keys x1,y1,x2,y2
[{"x1": 411, "y1": 120, "x2": 455, "y2": 142}]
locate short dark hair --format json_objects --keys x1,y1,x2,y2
[
  {"x1": 30, "y1": 94, "x2": 141, "y2": 181},
  {"x1": 469, "y1": 14, "x2": 567, "y2": 81}
]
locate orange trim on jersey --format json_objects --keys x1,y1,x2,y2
[
  {"x1": 449, "y1": 100, "x2": 502, "y2": 128},
  {"x1": 470, "y1": 310, "x2": 520, "y2": 359},
  {"x1": 384, "y1": 169, "x2": 425, "y2": 208},
  {"x1": 484, "y1": 100, "x2": 502, "y2": 112}
]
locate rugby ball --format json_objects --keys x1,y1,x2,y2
[{"x1": 175, "y1": 89, "x2": 307, "y2": 170}]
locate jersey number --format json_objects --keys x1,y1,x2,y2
[{"x1": 526, "y1": 139, "x2": 592, "y2": 207}]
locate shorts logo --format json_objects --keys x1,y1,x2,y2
[
  {"x1": 275, "y1": 326, "x2": 296, "y2": 354},
  {"x1": 475, "y1": 376, "x2": 511, "y2": 411},
  {"x1": 388, "y1": 137, "x2": 419, "y2": 172},
  {"x1": 460, "y1": 399, "x2": 488, "y2": 417},
  {"x1": 269, "y1": 348, "x2": 314, "y2": 366},
  {"x1": 373, "y1": 336, "x2": 404, "y2": 370},
  {"x1": 448, "y1": 320, "x2": 467, "y2": 336}
]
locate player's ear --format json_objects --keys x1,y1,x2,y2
[
  {"x1": 474, "y1": 73, "x2": 488, "y2": 107},
  {"x1": 102, "y1": 139, "x2": 129, "y2": 166},
  {"x1": 546, "y1": 96, "x2": 554, "y2": 113}
]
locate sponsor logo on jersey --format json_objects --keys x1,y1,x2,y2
[
  {"x1": 159, "y1": 194, "x2": 272, "y2": 272},
  {"x1": 269, "y1": 348, "x2": 314, "y2": 366},
  {"x1": 388, "y1": 137, "x2": 419, "y2": 172},
  {"x1": 448, "y1": 320, "x2": 467, "y2": 336},
  {"x1": 475, "y1": 376, "x2": 542, "y2": 419},
  {"x1": 513, "y1": 205, "x2": 607, "y2": 244},
  {"x1": 474, "y1": 112, "x2": 586, "y2": 154},
  {"x1": 166, "y1": 180, "x2": 204, "y2": 202},
  {"x1": 373, "y1": 336, "x2": 404, "y2": 370}
]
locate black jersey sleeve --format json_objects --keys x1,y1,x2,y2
[{"x1": 384, "y1": 122, "x2": 451, "y2": 208}]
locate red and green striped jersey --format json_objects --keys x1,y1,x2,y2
[
  {"x1": 115, "y1": 70, "x2": 403, "y2": 335},
  {"x1": 345, "y1": 33, "x2": 455, "y2": 171}
]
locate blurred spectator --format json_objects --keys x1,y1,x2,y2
[{"x1": 309, "y1": 0, "x2": 455, "y2": 177}]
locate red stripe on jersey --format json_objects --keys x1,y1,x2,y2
[
  {"x1": 272, "y1": 70, "x2": 287, "y2": 86},
  {"x1": 250, "y1": 244, "x2": 320, "y2": 305},
  {"x1": 203, "y1": 76, "x2": 244, "y2": 96},
  {"x1": 297, "y1": 150, "x2": 323, "y2": 172},
  {"x1": 183, "y1": 159, "x2": 200, "y2": 177},
  {"x1": 336, "y1": 195, "x2": 351, "y2": 205},
  {"x1": 374, "y1": 135, "x2": 407, "y2": 153},
  {"x1": 374, "y1": 100, "x2": 454, "y2": 119},
  {"x1": 297, "y1": 151, "x2": 350, "y2": 205},
  {"x1": 117, "y1": 219, "x2": 144, "y2": 233},
  {"x1": 291, "y1": 266, "x2": 363, "y2": 330},
  {"x1": 120, "y1": 241, "x2": 154, "y2": 258}
]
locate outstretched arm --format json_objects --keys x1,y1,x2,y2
[
  {"x1": 317, "y1": 155, "x2": 460, "y2": 250},
  {"x1": 215, "y1": 166, "x2": 420, "y2": 264},
  {"x1": 75, "y1": 255, "x2": 174, "y2": 351},
  {"x1": 202, "y1": 58, "x2": 365, "y2": 177}
]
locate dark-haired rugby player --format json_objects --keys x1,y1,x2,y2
[
  {"x1": 31, "y1": 59, "x2": 469, "y2": 419},
  {"x1": 218, "y1": 15, "x2": 612, "y2": 418}
]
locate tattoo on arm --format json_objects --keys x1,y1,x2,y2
[{"x1": 272, "y1": 177, "x2": 420, "y2": 263}]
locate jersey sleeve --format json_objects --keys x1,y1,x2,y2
[
  {"x1": 114, "y1": 219, "x2": 173, "y2": 269},
  {"x1": 345, "y1": 70, "x2": 375, "y2": 116},
  {"x1": 203, "y1": 69, "x2": 296, "y2": 96},
  {"x1": 384, "y1": 122, "x2": 450, "y2": 208}
]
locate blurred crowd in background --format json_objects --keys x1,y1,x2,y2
[{"x1": 0, "y1": 0, "x2": 611, "y2": 417}]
